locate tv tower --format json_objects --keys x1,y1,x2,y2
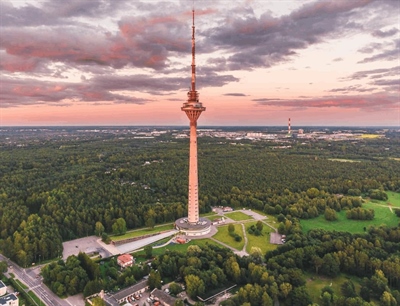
[
  {"x1": 288, "y1": 118, "x2": 291, "y2": 134},
  {"x1": 181, "y1": 9, "x2": 206, "y2": 224}
]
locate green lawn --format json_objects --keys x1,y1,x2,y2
[
  {"x1": 112, "y1": 224, "x2": 174, "y2": 241},
  {"x1": 134, "y1": 239, "x2": 223, "y2": 257},
  {"x1": 387, "y1": 191, "x2": 400, "y2": 207},
  {"x1": 224, "y1": 211, "x2": 253, "y2": 221},
  {"x1": 305, "y1": 272, "x2": 362, "y2": 303},
  {"x1": 301, "y1": 200, "x2": 398, "y2": 234},
  {"x1": 213, "y1": 224, "x2": 245, "y2": 250},
  {"x1": 244, "y1": 221, "x2": 277, "y2": 254}
]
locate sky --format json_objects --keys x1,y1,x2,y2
[{"x1": 1, "y1": 0, "x2": 399, "y2": 127}]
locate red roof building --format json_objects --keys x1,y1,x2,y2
[{"x1": 117, "y1": 254, "x2": 134, "y2": 269}]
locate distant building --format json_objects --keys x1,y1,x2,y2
[
  {"x1": 0, "y1": 294, "x2": 18, "y2": 306},
  {"x1": 223, "y1": 207, "x2": 233, "y2": 212},
  {"x1": 117, "y1": 254, "x2": 134, "y2": 269},
  {"x1": 150, "y1": 288, "x2": 178, "y2": 306},
  {"x1": 0, "y1": 281, "x2": 6, "y2": 296}
]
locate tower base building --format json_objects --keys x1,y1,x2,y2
[{"x1": 175, "y1": 217, "x2": 211, "y2": 237}]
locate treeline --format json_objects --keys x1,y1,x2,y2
[
  {"x1": 1, "y1": 136, "x2": 400, "y2": 266},
  {"x1": 41, "y1": 252, "x2": 149, "y2": 297},
  {"x1": 149, "y1": 224, "x2": 400, "y2": 306}
]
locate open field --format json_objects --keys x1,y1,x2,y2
[
  {"x1": 224, "y1": 211, "x2": 253, "y2": 221},
  {"x1": 134, "y1": 239, "x2": 222, "y2": 257},
  {"x1": 244, "y1": 221, "x2": 277, "y2": 254},
  {"x1": 112, "y1": 223, "x2": 174, "y2": 241},
  {"x1": 359, "y1": 134, "x2": 382, "y2": 139},
  {"x1": 328, "y1": 158, "x2": 361, "y2": 163},
  {"x1": 301, "y1": 200, "x2": 398, "y2": 234},
  {"x1": 387, "y1": 191, "x2": 400, "y2": 207},
  {"x1": 213, "y1": 224, "x2": 245, "y2": 250},
  {"x1": 305, "y1": 272, "x2": 362, "y2": 303}
]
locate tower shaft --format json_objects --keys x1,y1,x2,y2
[
  {"x1": 181, "y1": 9, "x2": 205, "y2": 224},
  {"x1": 188, "y1": 119, "x2": 199, "y2": 223}
]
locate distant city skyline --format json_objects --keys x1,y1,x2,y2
[{"x1": 1, "y1": 0, "x2": 399, "y2": 127}]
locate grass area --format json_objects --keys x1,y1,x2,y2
[
  {"x1": 244, "y1": 221, "x2": 277, "y2": 254},
  {"x1": 305, "y1": 272, "x2": 362, "y2": 303},
  {"x1": 28, "y1": 291, "x2": 42, "y2": 305},
  {"x1": 224, "y1": 211, "x2": 253, "y2": 221},
  {"x1": 213, "y1": 224, "x2": 245, "y2": 250},
  {"x1": 112, "y1": 224, "x2": 174, "y2": 241},
  {"x1": 134, "y1": 239, "x2": 223, "y2": 257},
  {"x1": 328, "y1": 158, "x2": 361, "y2": 163},
  {"x1": 200, "y1": 211, "x2": 219, "y2": 218},
  {"x1": 360, "y1": 134, "x2": 382, "y2": 139},
  {"x1": 387, "y1": 191, "x2": 400, "y2": 207},
  {"x1": 301, "y1": 199, "x2": 398, "y2": 234}
]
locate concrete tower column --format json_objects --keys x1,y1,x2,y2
[{"x1": 188, "y1": 119, "x2": 199, "y2": 223}]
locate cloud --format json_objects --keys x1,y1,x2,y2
[
  {"x1": 327, "y1": 85, "x2": 376, "y2": 93},
  {"x1": 252, "y1": 98, "x2": 281, "y2": 102},
  {"x1": 223, "y1": 93, "x2": 248, "y2": 96},
  {"x1": 0, "y1": 70, "x2": 238, "y2": 107},
  {"x1": 372, "y1": 27, "x2": 399, "y2": 38},
  {"x1": 203, "y1": 0, "x2": 376, "y2": 71},
  {"x1": 255, "y1": 93, "x2": 399, "y2": 111},
  {"x1": 358, "y1": 39, "x2": 400, "y2": 63},
  {"x1": 343, "y1": 66, "x2": 400, "y2": 80}
]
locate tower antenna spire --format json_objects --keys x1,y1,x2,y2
[{"x1": 191, "y1": 7, "x2": 196, "y2": 92}]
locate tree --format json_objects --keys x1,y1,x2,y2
[
  {"x1": 147, "y1": 270, "x2": 162, "y2": 290},
  {"x1": 380, "y1": 291, "x2": 397, "y2": 306},
  {"x1": 321, "y1": 254, "x2": 340, "y2": 277},
  {"x1": 0, "y1": 261, "x2": 7, "y2": 275},
  {"x1": 94, "y1": 222, "x2": 105, "y2": 237},
  {"x1": 173, "y1": 301, "x2": 184, "y2": 306},
  {"x1": 144, "y1": 245, "x2": 153, "y2": 259},
  {"x1": 145, "y1": 217, "x2": 155, "y2": 229},
  {"x1": 185, "y1": 274, "x2": 205, "y2": 298},
  {"x1": 112, "y1": 218, "x2": 127, "y2": 235},
  {"x1": 92, "y1": 297, "x2": 106, "y2": 306},
  {"x1": 341, "y1": 280, "x2": 357, "y2": 298},
  {"x1": 169, "y1": 282, "x2": 183, "y2": 295},
  {"x1": 324, "y1": 207, "x2": 337, "y2": 221},
  {"x1": 228, "y1": 224, "x2": 235, "y2": 234},
  {"x1": 256, "y1": 221, "x2": 264, "y2": 232},
  {"x1": 279, "y1": 282, "x2": 292, "y2": 299}
]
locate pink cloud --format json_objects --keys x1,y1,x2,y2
[{"x1": 254, "y1": 93, "x2": 399, "y2": 112}]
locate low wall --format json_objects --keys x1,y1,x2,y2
[{"x1": 112, "y1": 230, "x2": 171, "y2": 246}]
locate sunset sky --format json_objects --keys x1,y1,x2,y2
[{"x1": 1, "y1": 0, "x2": 399, "y2": 127}]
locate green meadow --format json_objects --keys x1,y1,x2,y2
[
  {"x1": 244, "y1": 221, "x2": 277, "y2": 254},
  {"x1": 224, "y1": 211, "x2": 253, "y2": 221},
  {"x1": 301, "y1": 193, "x2": 399, "y2": 234},
  {"x1": 213, "y1": 223, "x2": 245, "y2": 250},
  {"x1": 305, "y1": 272, "x2": 362, "y2": 303}
]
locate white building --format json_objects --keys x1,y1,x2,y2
[
  {"x1": 0, "y1": 294, "x2": 18, "y2": 306},
  {"x1": 0, "y1": 281, "x2": 6, "y2": 296}
]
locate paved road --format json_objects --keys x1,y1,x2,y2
[{"x1": 0, "y1": 254, "x2": 70, "y2": 306}]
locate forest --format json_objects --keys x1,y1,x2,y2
[
  {"x1": 0, "y1": 128, "x2": 399, "y2": 304},
  {"x1": 0, "y1": 129, "x2": 399, "y2": 267}
]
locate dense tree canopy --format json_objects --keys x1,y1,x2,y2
[{"x1": 0, "y1": 129, "x2": 399, "y2": 269}]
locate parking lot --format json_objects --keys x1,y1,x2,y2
[{"x1": 62, "y1": 236, "x2": 112, "y2": 260}]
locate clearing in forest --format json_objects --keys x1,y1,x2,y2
[
  {"x1": 301, "y1": 199, "x2": 398, "y2": 234},
  {"x1": 224, "y1": 211, "x2": 254, "y2": 221},
  {"x1": 244, "y1": 221, "x2": 277, "y2": 254},
  {"x1": 213, "y1": 223, "x2": 245, "y2": 250}
]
